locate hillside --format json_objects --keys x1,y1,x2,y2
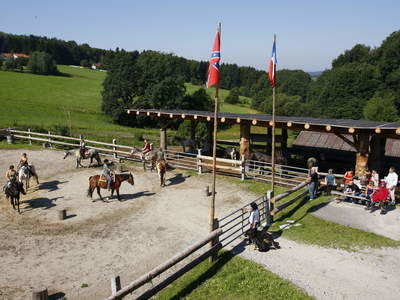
[{"x1": 0, "y1": 66, "x2": 258, "y2": 145}]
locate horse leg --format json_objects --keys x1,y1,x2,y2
[
  {"x1": 16, "y1": 195, "x2": 20, "y2": 214},
  {"x1": 116, "y1": 188, "x2": 121, "y2": 201},
  {"x1": 10, "y1": 197, "x2": 15, "y2": 210},
  {"x1": 96, "y1": 186, "x2": 103, "y2": 201},
  {"x1": 111, "y1": 188, "x2": 114, "y2": 198}
]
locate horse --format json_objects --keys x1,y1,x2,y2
[
  {"x1": 224, "y1": 147, "x2": 239, "y2": 160},
  {"x1": 306, "y1": 157, "x2": 318, "y2": 170},
  {"x1": 173, "y1": 136, "x2": 197, "y2": 153},
  {"x1": 18, "y1": 165, "x2": 39, "y2": 189},
  {"x1": 87, "y1": 172, "x2": 134, "y2": 202},
  {"x1": 156, "y1": 159, "x2": 167, "y2": 187},
  {"x1": 64, "y1": 148, "x2": 102, "y2": 168},
  {"x1": 3, "y1": 181, "x2": 26, "y2": 213},
  {"x1": 249, "y1": 152, "x2": 287, "y2": 165},
  {"x1": 130, "y1": 147, "x2": 158, "y2": 171}
]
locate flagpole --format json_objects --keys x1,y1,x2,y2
[
  {"x1": 210, "y1": 22, "x2": 221, "y2": 238},
  {"x1": 271, "y1": 34, "x2": 276, "y2": 197}
]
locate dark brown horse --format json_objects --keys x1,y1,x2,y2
[
  {"x1": 3, "y1": 181, "x2": 26, "y2": 213},
  {"x1": 87, "y1": 173, "x2": 134, "y2": 202},
  {"x1": 156, "y1": 159, "x2": 166, "y2": 187}
]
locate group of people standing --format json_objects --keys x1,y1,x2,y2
[{"x1": 306, "y1": 164, "x2": 398, "y2": 213}]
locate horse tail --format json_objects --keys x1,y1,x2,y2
[{"x1": 87, "y1": 176, "x2": 94, "y2": 197}]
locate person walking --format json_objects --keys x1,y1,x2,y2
[
  {"x1": 308, "y1": 167, "x2": 319, "y2": 200},
  {"x1": 385, "y1": 167, "x2": 398, "y2": 205},
  {"x1": 248, "y1": 202, "x2": 260, "y2": 249},
  {"x1": 324, "y1": 169, "x2": 336, "y2": 195}
]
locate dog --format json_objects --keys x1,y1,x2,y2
[{"x1": 244, "y1": 227, "x2": 280, "y2": 252}]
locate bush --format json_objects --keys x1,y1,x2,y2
[
  {"x1": 225, "y1": 87, "x2": 240, "y2": 104},
  {"x1": 363, "y1": 92, "x2": 399, "y2": 122},
  {"x1": 28, "y1": 51, "x2": 59, "y2": 75}
]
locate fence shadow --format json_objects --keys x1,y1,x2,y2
[
  {"x1": 22, "y1": 196, "x2": 64, "y2": 211},
  {"x1": 168, "y1": 173, "x2": 188, "y2": 186},
  {"x1": 39, "y1": 180, "x2": 68, "y2": 192},
  {"x1": 167, "y1": 251, "x2": 235, "y2": 300}
]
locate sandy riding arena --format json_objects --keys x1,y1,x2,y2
[{"x1": 0, "y1": 149, "x2": 255, "y2": 299}]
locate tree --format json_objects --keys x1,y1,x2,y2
[
  {"x1": 27, "y1": 51, "x2": 59, "y2": 75},
  {"x1": 363, "y1": 93, "x2": 398, "y2": 122},
  {"x1": 258, "y1": 93, "x2": 305, "y2": 117},
  {"x1": 80, "y1": 59, "x2": 91, "y2": 68},
  {"x1": 332, "y1": 44, "x2": 371, "y2": 68},
  {"x1": 101, "y1": 51, "x2": 139, "y2": 124},
  {"x1": 225, "y1": 87, "x2": 240, "y2": 104}
]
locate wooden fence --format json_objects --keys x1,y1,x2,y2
[
  {"x1": 7, "y1": 129, "x2": 310, "y2": 187},
  {"x1": 106, "y1": 181, "x2": 308, "y2": 299}
]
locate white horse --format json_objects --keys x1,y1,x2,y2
[
  {"x1": 63, "y1": 148, "x2": 102, "y2": 168},
  {"x1": 18, "y1": 165, "x2": 39, "y2": 189}
]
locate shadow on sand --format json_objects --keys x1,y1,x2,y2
[
  {"x1": 168, "y1": 173, "x2": 188, "y2": 186},
  {"x1": 38, "y1": 180, "x2": 68, "y2": 192},
  {"x1": 22, "y1": 196, "x2": 64, "y2": 211}
]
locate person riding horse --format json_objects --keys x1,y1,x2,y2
[
  {"x1": 102, "y1": 159, "x2": 113, "y2": 191},
  {"x1": 80, "y1": 139, "x2": 87, "y2": 158},
  {"x1": 17, "y1": 153, "x2": 34, "y2": 176},
  {"x1": 141, "y1": 139, "x2": 151, "y2": 159},
  {"x1": 4, "y1": 165, "x2": 18, "y2": 198}
]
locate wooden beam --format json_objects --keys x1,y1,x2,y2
[
  {"x1": 335, "y1": 133, "x2": 356, "y2": 149},
  {"x1": 240, "y1": 123, "x2": 251, "y2": 159}
]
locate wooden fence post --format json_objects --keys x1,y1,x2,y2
[
  {"x1": 111, "y1": 276, "x2": 121, "y2": 299},
  {"x1": 210, "y1": 218, "x2": 219, "y2": 262},
  {"x1": 28, "y1": 128, "x2": 32, "y2": 145},
  {"x1": 113, "y1": 139, "x2": 117, "y2": 159},
  {"x1": 197, "y1": 149, "x2": 202, "y2": 174},
  {"x1": 266, "y1": 190, "x2": 274, "y2": 226},
  {"x1": 48, "y1": 131, "x2": 52, "y2": 148},
  {"x1": 241, "y1": 155, "x2": 246, "y2": 181},
  {"x1": 32, "y1": 287, "x2": 48, "y2": 300}
]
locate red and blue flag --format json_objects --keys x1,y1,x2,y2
[
  {"x1": 206, "y1": 26, "x2": 221, "y2": 88},
  {"x1": 269, "y1": 36, "x2": 277, "y2": 87}
]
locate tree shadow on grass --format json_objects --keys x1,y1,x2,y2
[{"x1": 167, "y1": 251, "x2": 235, "y2": 300}]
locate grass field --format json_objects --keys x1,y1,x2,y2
[
  {"x1": 156, "y1": 251, "x2": 312, "y2": 300},
  {"x1": 0, "y1": 66, "x2": 260, "y2": 147}
]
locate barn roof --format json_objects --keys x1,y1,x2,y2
[
  {"x1": 127, "y1": 108, "x2": 400, "y2": 137},
  {"x1": 293, "y1": 131, "x2": 400, "y2": 157}
]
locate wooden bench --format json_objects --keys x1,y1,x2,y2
[{"x1": 331, "y1": 190, "x2": 369, "y2": 205}]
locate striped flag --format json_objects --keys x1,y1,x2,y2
[
  {"x1": 269, "y1": 36, "x2": 277, "y2": 87},
  {"x1": 206, "y1": 25, "x2": 221, "y2": 88}
]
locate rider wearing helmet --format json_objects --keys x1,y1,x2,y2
[{"x1": 102, "y1": 159, "x2": 113, "y2": 191}]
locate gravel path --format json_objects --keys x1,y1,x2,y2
[
  {"x1": 233, "y1": 238, "x2": 400, "y2": 300},
  {"x1": 312, "y1": 200, "x2": 400, "y2": 240}
]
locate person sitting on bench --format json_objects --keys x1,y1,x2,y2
[
  {"x1": 365, "y1": 180, "x2": 389, "y2": 214},
  {"x1": 344, "y1": 180, "x2": 361, "y2": 203}
]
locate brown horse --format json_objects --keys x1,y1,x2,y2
[
  {"x1": 87, "y1": 172, "x2": 134, "y2": 202},
  {"x1": 156, "y1": 159, "x2": 166, "y2": 187}
]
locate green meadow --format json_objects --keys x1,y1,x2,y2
[{"x1": 0, "y1": 66, "x2": 259, "y2": 146}]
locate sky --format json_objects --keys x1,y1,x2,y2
[{"x1": 2, "y1": 0, "x2": 399, "y2": 71}]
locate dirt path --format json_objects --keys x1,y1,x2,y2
[{"x1": 0, "y1": 149, "x2": 255, "y2": 299}]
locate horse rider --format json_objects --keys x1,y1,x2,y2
[
  {"x1": 4, "y1": 165, "x2": 24, "y2": 199},
  {"x1": 141, "y1": 139, "x2": 151, "y2": 160},
  {"x1": 80, "y1": 138, "x2": 87, "y2": 158},
  {"x1": 17, "y1": 153, "x2": 29, "y2": 170},
  {"x1": 102, "y1": 159, "x2": 113, "y2": 191}
]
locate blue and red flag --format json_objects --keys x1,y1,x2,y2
[
  {"x1": 269, "y1": 36, "x2": 277, "y2": 87},
  {"x1": 206, "y1": 25, "x2": 221, "y2": 88}
]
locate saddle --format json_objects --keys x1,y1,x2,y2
[{"x1": 99, "y1": 175, "x2": 114, "y2": 184}]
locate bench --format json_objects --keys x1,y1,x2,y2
[{"x1": 331, "y1": 190, "x2": 369, "y2": 205}]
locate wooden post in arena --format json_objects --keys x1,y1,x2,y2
[
  {"x1": 239, "y1": 123, "x2": 251, "y2": 159},
  {"x1": 32, "y1": 287, "x2": 48, "y2": 300},
  {"x1": 159, "y1": 118, "x2": 168, "y2": 151}
]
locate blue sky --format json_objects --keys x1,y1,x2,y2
[{"x1": 2, "y1": 0, "x2": 399, "y2": 71}]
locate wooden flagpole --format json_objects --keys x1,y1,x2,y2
[
  {"x1": 210, "y1": 23, "x2": 221, "y2": 239},
  {"x1": 271, "y1": 34, "x2": 276, "y2": 197}
]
